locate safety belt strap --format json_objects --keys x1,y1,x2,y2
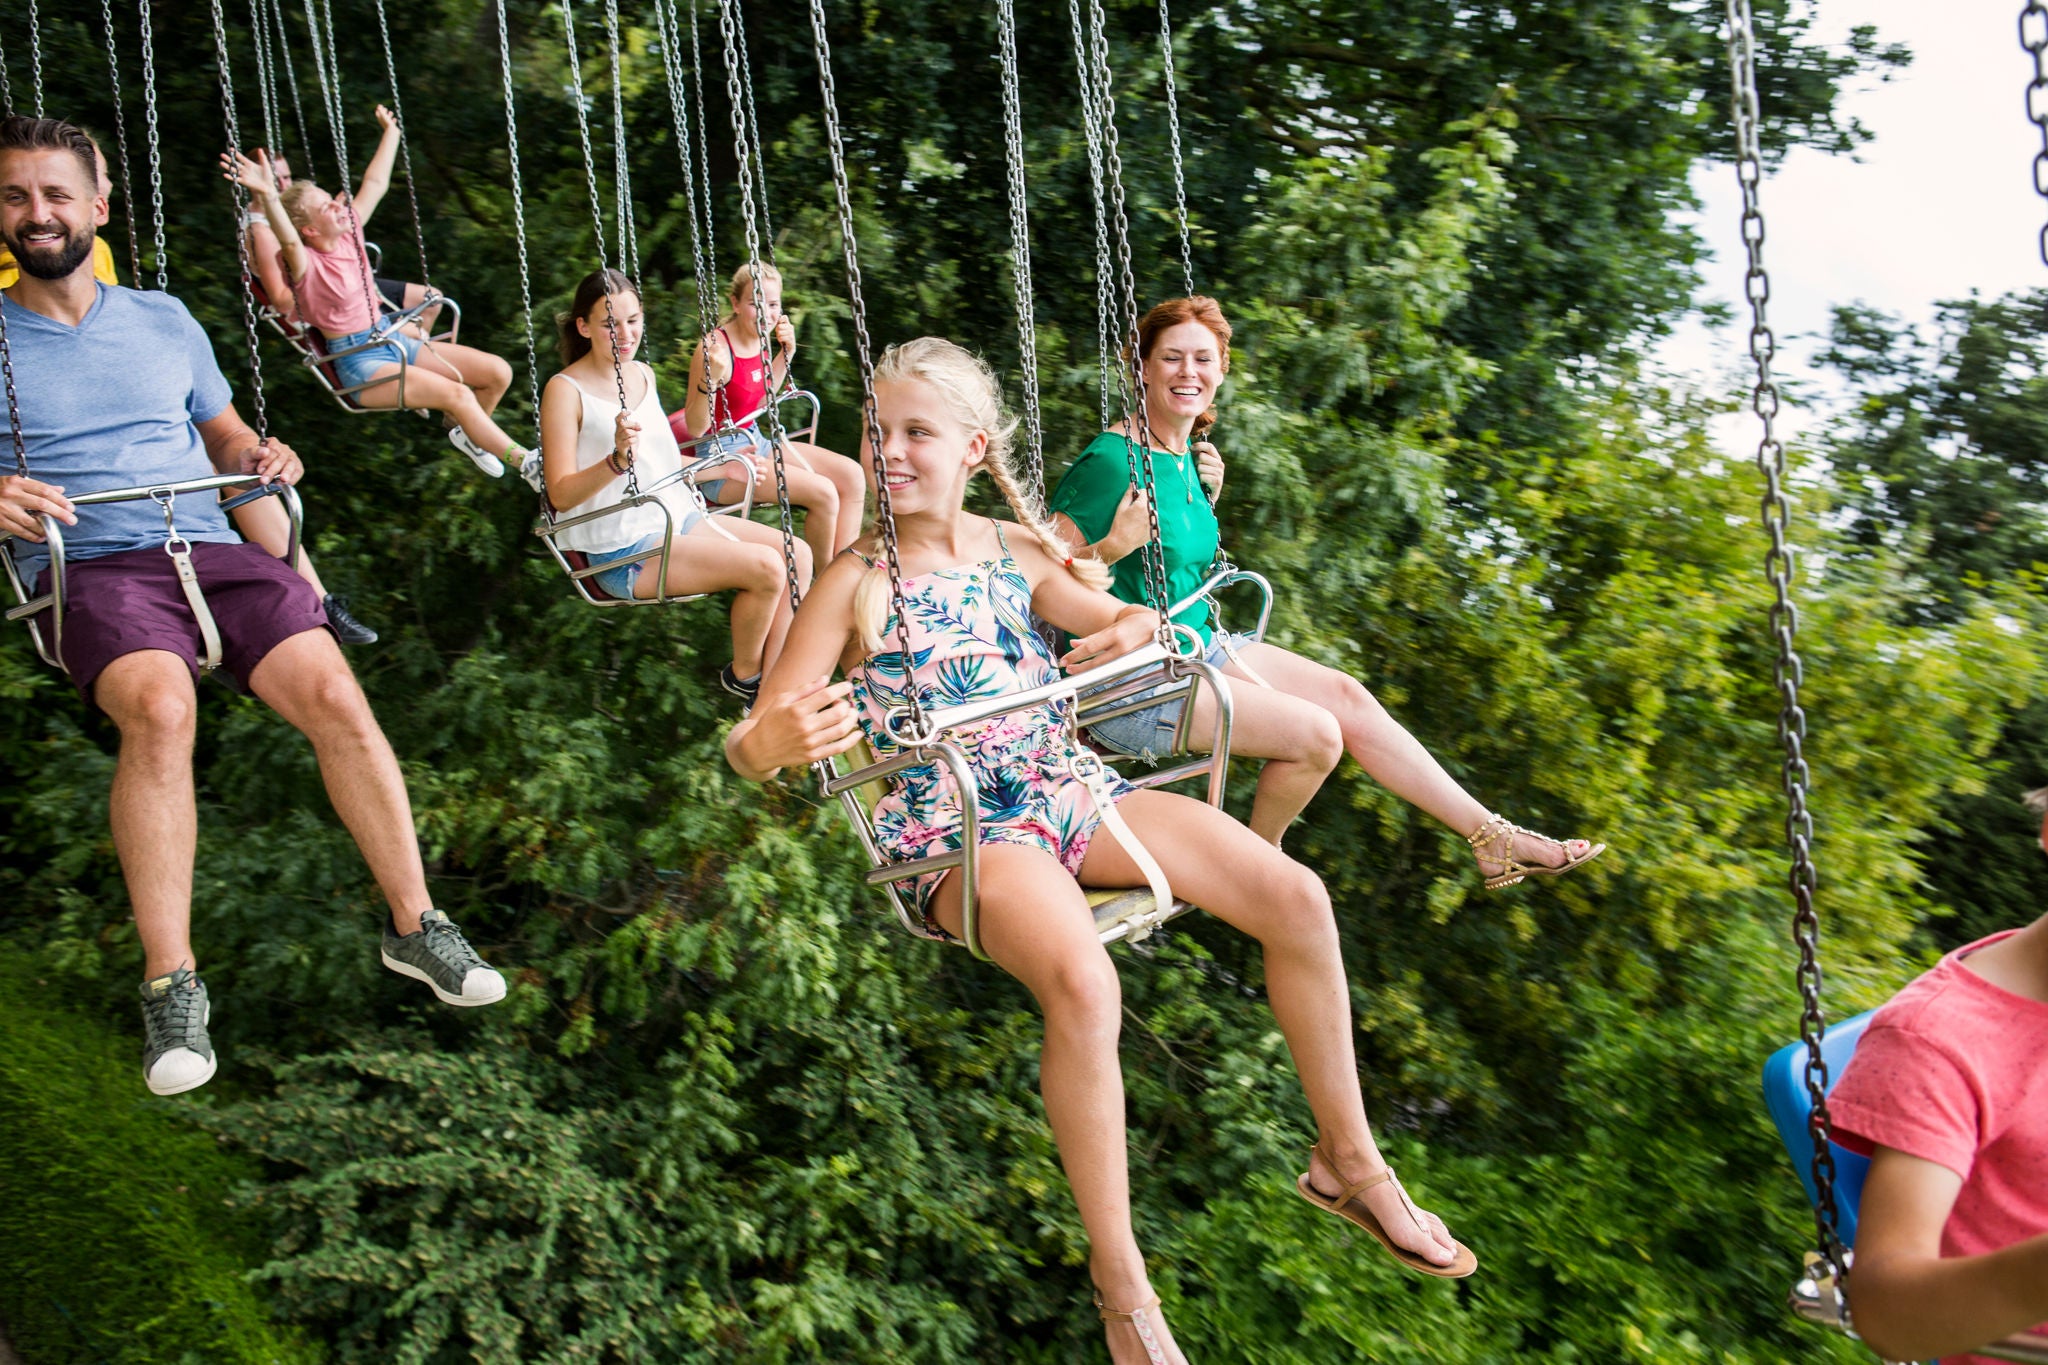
[
  {"x1": 1070, "y1": 751, "x2": 1174, "y2": 941},
  {"x1": 153, "y1": 490, "x2": 222, "y2": 672}
]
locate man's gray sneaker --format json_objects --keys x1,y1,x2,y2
[
  {"x1": 380, "y1": 910, "x2": 506, "y2": 1007},
  {"x1": 139, "y1": 966, "x2": 216, "y2": 1096}
]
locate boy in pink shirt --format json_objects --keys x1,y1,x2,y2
[{"x1": 1826, "y1": 788, "x2": 2048, "y2": 1363}]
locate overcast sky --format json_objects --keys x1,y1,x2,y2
[{"x1": 1661, "y1": 0, "x2": 2046, "y2": 432}]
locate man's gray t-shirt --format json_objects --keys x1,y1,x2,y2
[{"x1": 3, "y1": 284, "x2": 236, "y2": 575}]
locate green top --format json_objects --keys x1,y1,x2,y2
[{"x1": 1049, "y1": 431, "x2": 1219, "y2": 647}]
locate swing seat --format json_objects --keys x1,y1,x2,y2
[
  {"x1": 251, "y1": 273, "x2": 461, "y2": 416},
  {"x1": 1764, "y1": 1014, "x2": 2048, "y2": 1364},
  {"x1": 533, "y1": 457, "x2": 757, "y2": 609},
  {"x1": 1, "y1": 475, "x2": 301, "y2": 674},
  {"x1": 823, "y1": 641, "x2": 1235, "y2": 959}
]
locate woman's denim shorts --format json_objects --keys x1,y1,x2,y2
[
  {"x1": 1082, "y1": 631, "x2": 1254, "y2": 763},
  {"x1": 585, "y1": 533, "x2": 665, "y2": 600},
  {"x1": 327, "y1": 321, "x2": 423, "y2": 391},
  {"x1": 693, "y1": 426, "x2": 772, "y2": 504}
]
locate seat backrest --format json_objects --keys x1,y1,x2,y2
[{"x1": 1762, "y1": 1008, "x2": 1879, "y2": 1248}]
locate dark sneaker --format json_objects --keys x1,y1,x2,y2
[
  {"x1": 719, "y1": 663, "x2": 761, "y2": 709},
  {"x1": 380, "y1": 910, "x2": 506, "y2": 1007},
  {"x1": 139, "y1": 966, "x2": 216, "y2": 1096},
  {"x1": 322, "y1": 593, "x2": 379, "y2": 646}
]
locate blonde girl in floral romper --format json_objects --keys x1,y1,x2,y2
[{"x1": 727, "y1": 339, "x2": 1475, "y2": 1365}]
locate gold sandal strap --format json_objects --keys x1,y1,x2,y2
[
  {"x1": 1094, "y1": 1292, "x2": 1162, "y2": 1323},
  {"x1": 1310, "y1": 1142, "x2": 1397, "y2": 1205}
]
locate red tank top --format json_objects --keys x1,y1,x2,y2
[{"x1": 709, "y1": 325, "x2": 768, "y2": 430}]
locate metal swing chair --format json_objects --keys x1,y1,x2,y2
[
  {"x1": 507, "y1": 0, "x2": 764, "y2": 609},
  {"x1": 791, "y1": 0, "x2": 1237, "y2": 962},
  {"x1": 1745, "y1": 0, "x2": 2048, "y2": 1360},
  {"x1": 243, "y1": 0, "x2": 464, "y2": 416},
  {"x1": 3, "y1": 0, "x2": 306, "y2": 677}
]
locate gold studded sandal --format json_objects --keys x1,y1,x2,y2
[
  {"x1": 1467, "y1": 814, "x2": 1605, "y2": 890},
  {"x1": 1294, "y1": 1143, "x2": 1479, "y2": 1279},
  {"x1": 1095, "y1": 1292, "x2": 1172, "y2": 1365}
]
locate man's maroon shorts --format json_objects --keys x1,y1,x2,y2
[{"x1": 37, "y1": 541, "x2": 332, "y2": 706}]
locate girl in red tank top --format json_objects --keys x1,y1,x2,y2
[{"x1": 673, "y1": 262, "x2": 867, "y2": 566}]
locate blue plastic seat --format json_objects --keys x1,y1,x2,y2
[{"x1": 1762, "y1": 1008, "x2": 1880, "y2": 1248}]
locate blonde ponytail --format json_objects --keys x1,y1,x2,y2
[{"x1": 854, "y1": 338, "x2": 1109, "y2": 652}]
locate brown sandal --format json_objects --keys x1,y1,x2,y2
[
  {"x1": 1468, "y1": 814, "x2": 1605, "y2": 891},
  {"x1": 1294, "y1": 1143, "x2": 1478, "y2": 1279},
  {"x1": 1094, "y1": 1292, "x2": 1172, "y2": 1365}
]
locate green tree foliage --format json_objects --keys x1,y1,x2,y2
[{"x1": 0, "y1": 1, "x2": 2034, "y2": 1362}]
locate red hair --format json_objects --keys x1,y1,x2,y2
[{"x1": 1133, "y1": 295, "x2": 1232, "y2": 436}]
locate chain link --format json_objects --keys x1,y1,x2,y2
[
  {"x1": 374, "y1": 0, "x2": 433, "y2": 290},
  {"x1": 25, "y1": 0, "x2": 42, "y2": 118},
  {"x1": 1064, "y1": 0, "x2": 1113, "y2": 433},
  {"x1": 654, "y1": 0, "x2": 717, "y2": 339},
  {"x1": 730, "y1": 1, "x2": 777, "y2": 267},
  {"x1": 207, "y1": 0, "x2": 271, "y2": 443},
  {"x1": 1157, "y1": 0, "x2": 1194, "y2": 299},
  {"x1": 560, "y1": 0, "x2": 639, "y2": 496},
  {"x1": 0, "y1": 28, "x2": 14, "y2": 118},
  {"x1": 995, "y1": 0, "x2": 1045, "y2": 510},
  {"x1": 804, "y1": 0, "x2": 924, "y2": 734},
  {"x1": 1083, "y1": 0, "x2": 1173, "y2": 627},
  {"x1": 1, "y1": 289, "x2": 24, "y2": 480},
  {"x1": 269, "y1": 0, "x2": 312, "y2": 166},
  {"x1": 301, "y1": 0, "x2": 384, "y2": 353},
  {"x1": 1726, "y1": 0, "x2": 1843, "y2": 1291},
  {"x1": 138, "y1": 0, "x2": 167, "y2": 289},
  {"x1": 248, "y1": 0, "x2": 279, "y2": 153},
  {"x1": 101, "y1": 0, "x2": 144, "y2": 285},
  {"x1": 603, "y1": 0, "x2": 643, "y2": 298},
  {"x1": 2025, "y1": 0, "x2": 2048, "y2": 266},
  {"x1": 496, "y1": 0, "x2": 541, "y2": 424},
  {"x1": 687, "y1": 0, "x2": 720, "y2": 302},
  {"x1": 717, "y1": 0, "x2": 801, "y2": 619}
]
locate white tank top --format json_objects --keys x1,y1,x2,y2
[{"x1": 553, "y1": 361, "x2": 708, "y2": 553}]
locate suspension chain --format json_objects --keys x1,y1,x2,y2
[
  {"x1": 303, "y1": 0, "x2": 348, "y2": 184},
  {"x1": 686, "y1": 0, "x2": 720, "y2": 300},
  {"x1": 730, "y1": 2, "x2": 777, "y2": 272},
  {"x1": 1083, "y1": 0, "x2": 1172, "y2": 625},
  {"x1": 269, "y1": 0, "x2": 312, "y2": 166},
  {"x1": 25, "y1": 0, "x2": 42, "y2": 117},
  {"x1": 804, "y1": 0, "x2": 924, "y2": 734},
  {"x1": 2025, "y1": 0, "x2": 2048, "y2": 266},
  {"x1": 1726, "y1": 0, "x2": 1842, "y2": 1288},
  {"x1": 0, "y1": 28, "x2": 13, "y2": 117},
  {"x1": 603, "y1": 0, "x2": 643, "y2": 297},
  {"x1": 207, "y1": 0, "x2": 271, "y2": 443},
  {"x1": 654, "y1": 0, "x2": 717, "y2": 338},
  {"x1": 138, "y1": 0, "x2": 167, "y2": 289},
  {"x1": 249, "y1": 0, "x2": 280, "y2": 155},
  {"x1": 716, "y1": 0, "x2": 800, "y2": 618},
  {"x1": 995, "y1": 0, "x2": 1045, "y2": 510},
  {"x1": 496, "y1": 0, "x2": 541, "y2": 423},
  {"x1": 101, "y1": 0, "x2": 143, "y2": 284},
  {"x1": 1, "y1": 287, "x2": 24, "y2": 480},
  {"x1": 1157, "y1": 0, "x2": 1194, "y2": 299},
  {"x1": 560, "y1": 0, "x2": 638, "y2": 496},
  {"x1": 374, "y1": 0, "x2": 433, "y2": 290},
  {"x1": 1065, "y1": 0, "x2": 1113, "y2": 433}
]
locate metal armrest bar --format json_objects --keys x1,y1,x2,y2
[
  {"x1": 1168, "y1": 565, "x2": 1274, "y2": 643},
  {"x1": 901, "y1": 642, "x2": 1178, "y2": 742},
  {"x1": 2, "y1": 475, "x2": 303, "y2": 673},
  {"x1": 534, "y1": 487, "x2": 713, "y2": 608}
]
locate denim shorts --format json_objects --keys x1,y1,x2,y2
[
  {"x1": 1082, "y1": 631, "x2": 1253, "y2": 763},
  {"x1": 327, "y1": 322, "x2": 423, "y2": 391},
  {"x1": 693, "y1": 426, "x2": 771, "y2": 504},
  {"x1": 585, "y1": 533, "x2": 665, "y2": 600}
]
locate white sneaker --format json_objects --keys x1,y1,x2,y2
[
  {"x1": 517, "y1": 448, "x2": 546, "y2": 493},
  {"x1": 448, "y1": 427, "x2": 505, "y2": 478}
]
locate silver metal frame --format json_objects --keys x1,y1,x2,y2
[
  {"x1": 821, "y1": 640, "x2": 1235, "y2": 961},
  {"x1": 1, "y1": 474, "x2": 303, "y2": 673},
  {"x1": 254, "y1": 263, "x2": 465, "y2": 415}
]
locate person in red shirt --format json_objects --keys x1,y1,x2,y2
[
  {"x1": 1827, "y1": 787, "x2": 2048, "y2": 1363},
  {"x1": 670, "y1": 262, "x2": 863, "y2": 566}
]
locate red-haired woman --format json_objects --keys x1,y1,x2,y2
[{"x1": 1049, "y1": 296, "x2": 1603, "y2": 885}]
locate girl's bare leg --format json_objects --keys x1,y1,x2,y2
[
  {"x1": 1173, "y1": 678, "x2": 1341, "y2": 842},
  {"x1": 350, "y1": 363, "x2": 521, "y2": 459},
  {"x1": 414, "y1": 339, "x2": 512, "y2": 417},
  {"x1": 1227, "y1": 642, "x2": 1580, "y2": 868},
  {"x1": 783, "y1": 440, "x2": 865, "y2": 555},
  {"x1": 668, "y1": 517, "x2": 812, "y2": 674},
  {"x1": 1078, "y1": 789, "x2": 1464, "y2": 1267},
  {"x1": 926, "y1": 847, "x2": 1189, "y2": 1365}
]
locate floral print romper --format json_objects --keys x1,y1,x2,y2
[{"x1": 848, "y1": 524, "x2": 1135, "y2": 921}]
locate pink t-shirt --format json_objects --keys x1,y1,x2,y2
[
  {"x1": 1829, "y1": 929, "x2": 2048, "y2": 1362},
  {"x1": 293, "y1": 224, "x2": 379, "y2": 337}
]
